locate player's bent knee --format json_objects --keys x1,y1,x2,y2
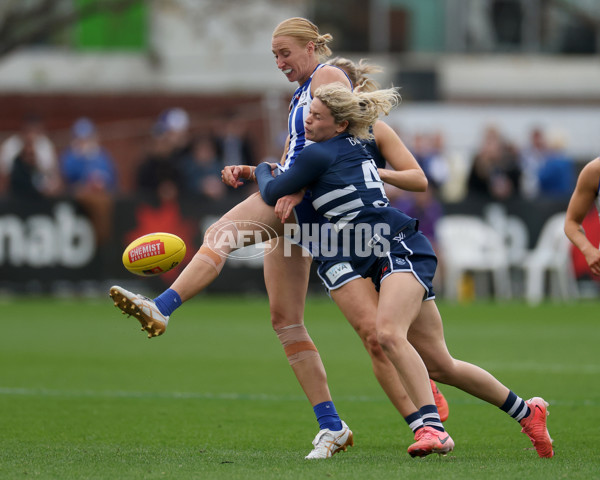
[
  {"x1": 364, "y1": 331, "x2": 387, "y2": 359},
  {"x1": 195, "y1": 215, "x2": 250, "y2": 273},
  {"x1": 202, "y1": 216, "x2": 241, "y2": 256},
  {"x1": 270, "y1": 311, "x2": 304, "y2": 330},
  {"x1": 377, "y1": 329, "x2": 404, "y2": 353},
  {"x1": 275, "y1": 324, "x2": 320, "y2": 365},
  {"x1": 425, "y1": 358, "x2": 458, "y2": 383}
]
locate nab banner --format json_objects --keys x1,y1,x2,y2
[
  {"x1": 0, "y1": 196, "x2": 272, "y2": 294},
  {"x1": 0, "y1": 201, "x2": 95, "y2": 269},
  {"x1": 0, "y1": 195, "x2": 569, "y2": 294}
]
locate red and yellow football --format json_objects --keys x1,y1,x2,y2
[{"x1": 122, "y1": 232, "x2": 186, "y2": 277}]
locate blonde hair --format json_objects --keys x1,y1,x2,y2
[
  {"x1": 327, "y1": 57, "x2": 382, "y2": 92},
  {"x1": 314, "y1": 82, "x2": 400, "y2": 140},
  {"x1": 272, "y1": 17, "x2": 333, "y2": 61}
]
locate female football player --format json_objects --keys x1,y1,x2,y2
[
  {"x1": 224, "y1": 55, "x2": 449, "y2": 427},
  {"x1": 253, "y1": 81, "x2": 554, "y2": 458},
  {"x1": 110, "y1": 18, "x2": 443, "y2": 459}
]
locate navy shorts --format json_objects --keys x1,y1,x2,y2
[
  {"x1": 371, "y1": 229, "x2": 437, "y2": 300},
  {"x1": 317, "y1": 227, "x2": 437, "y2": 300},
  {"x1": 316, "y1": 259, "x2": 362, "y2": 292}
]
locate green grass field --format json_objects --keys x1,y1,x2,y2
[{"x1": 1, "y1": 294, "x2": 599, "y2": 479}]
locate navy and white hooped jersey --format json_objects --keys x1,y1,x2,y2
[{"x1": 257, "y1": 132, "x2": 416, "y2": 277}]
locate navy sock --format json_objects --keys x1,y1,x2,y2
[
  {"x1": 313, "y1": 401, "x2": 342, "y2": 431},
  {"x1": 419, "y1": 404, "x2": 444, "y2": 432},
  {"x1": 153, "y1": 289, "x2": 182, "y2": 317},
  {"x1": 500, "y1": 390, "x2": 530, "y2": 422},
  {"x1": 404, "y1": 411, "x2": 424, "y2": 433}
]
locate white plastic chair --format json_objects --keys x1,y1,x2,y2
[
  {"x1": 435, "y1": 215, "x2": 511, "y2": 300},
  {"x1": 483, "y1": 203, "x2": 530, "y2": 267},
  {"x1": 523, "y1": 212, "x2": 579, "y2": 305}
]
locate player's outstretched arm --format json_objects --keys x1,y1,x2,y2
[{"x1": 374, "y1": 121, "x2": 427, "y2": 192}]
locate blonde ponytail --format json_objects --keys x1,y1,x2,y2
[
  {"x1": 314, "y1": 83, "x2": 400, "y2": 140},
  {"x1": 273, "y1": 17, "x2": 333, "y2": 61},
  {"x1": 327, "y1": 57, "x2": 382, "y2": 92}
]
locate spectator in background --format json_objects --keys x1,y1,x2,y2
[
  {"x1": 519, "y1": 127, "x2": 548, "y2": 199},
  {"x1": 158, "y1": 107, "x2": 193, "y2": 163},
  {"x1": 60, "y1": 117, "x2": 117, "y2": 244},
  {"x1": 61, "y1": 117, "x2": 118, "y2": 194},
  {"x1": 388, "y1": 187, "x2": 445, "y2": 293},
  {"x1": 390, "y1": 190, "x2": 443, "y2": 249},
  {"x1": 537, "y1": 131, "x2": 576, "y2": 199},
  {"x1": 0, "y1": 114, "x2": 61, "y2": 197},
  {"x1": 411, "y1": 131, "x2": 449, "y2": 196},
  {"x1": 216, "y1": 117, "x2": 255, "y2": 167},
  {"x1": 137, "y1": 117, "x2": 185, "y2": 202},
  {"x1": 181, "y1": 135, "x2": 226, "y2": 200},
  {"x1": 8, "y1": 135, "x2": 57, "y2": 199},
  {"x1": 467, "y1": 125, "x2": 522, "y2": 201}
]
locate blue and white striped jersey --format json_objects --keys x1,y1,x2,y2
[
  {"x1": 280, "y1": 65, "x2": 325, "y2": 172},
  {"x1": 281, "y1": 64, "x2": 352, "y2": 172}
]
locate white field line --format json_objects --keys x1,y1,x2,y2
[{"x1": 0, "y1": 386, "x2": 597, "y2": 407}]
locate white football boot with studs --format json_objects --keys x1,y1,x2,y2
[{"x1": 109, "y1": 286, "x2": 169, "y2": 338}]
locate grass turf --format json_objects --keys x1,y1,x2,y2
[{"x1": 1, "y1": 294, "x2": 599, "y2": 479}]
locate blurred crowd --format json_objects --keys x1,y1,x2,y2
[
  {"x1": 0, "y1": 107, "x2": 258, "y2": 205},
  {"x1": 0, "y1": 108, "x2": 260, "y2": 246},
  {"x1": 385, "y1": 123, "x2": 578, "y2": 250},
  {"x1": 0, "y1": 110, "x2": 578, "y2": 226}
]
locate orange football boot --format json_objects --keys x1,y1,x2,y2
[
  {"x1": 520, "y1": 397, "x2": 554, "y2": 458},
  {"x1": 430, "y1": 379, "x2": 449, "y2": 422},
  {"x1": 408, "y1": 426, "x2": 454, "y2": 458}
]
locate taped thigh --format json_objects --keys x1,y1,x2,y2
[{"x1": 193, "y1": 215, "x2": 241, "y2": 273}]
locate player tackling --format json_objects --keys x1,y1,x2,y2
[{"x1": 250, "y1": 82, "x2": 554, "y2": 459}]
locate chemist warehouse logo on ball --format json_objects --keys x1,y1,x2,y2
[
  {"x1": 128, "y1": 240, "x2": 166, "y2": 263},
  {"x1": 205, "y1": 220, "x2": 392, "y2": 261}
]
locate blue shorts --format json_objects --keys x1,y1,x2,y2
[
  {"x1": 372, "y1": 229, "x2": 437, "y2": 300},
  {"x1": 316, "y1": 259, "x2": 362, "y2": 292},
  {"x1": 317, "y1": 227, "x2": 437, "y2": 300}
]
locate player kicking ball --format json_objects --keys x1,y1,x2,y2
[{"x1": 110, "y1": 82, "x2": 553, "y2": 459}]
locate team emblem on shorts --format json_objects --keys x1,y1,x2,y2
[{"x1": 393, "y1": 232, "x2": 406, "y2": 242}]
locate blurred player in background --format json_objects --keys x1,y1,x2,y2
[
  {"x1": 564, "y1": 156, "x2": 600, "y2": 275},
  {"x1": 255, "y1": 81, "x2": 554, "y2": 459}
]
